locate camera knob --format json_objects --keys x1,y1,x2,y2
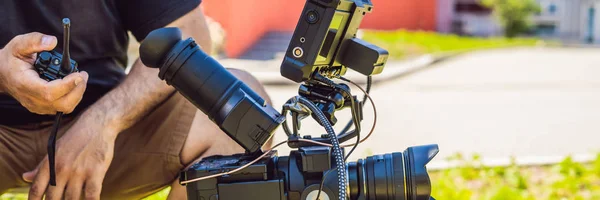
[
  {"x1": 39, "y1": 52, "x2": 52, "y2": 65},
  {"x1": 306, "y1": 10, "x2": 319, "y2": 24}
]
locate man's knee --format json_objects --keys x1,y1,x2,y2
[
  {"x1": 180, "y1": 110, "x2": 244, "y2": 166},
  {"x1": 227, "y1": 68, "x2": 272, "y2": 105}
]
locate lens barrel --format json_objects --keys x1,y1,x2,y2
[
  {"x1": 348, "y1": 144, "x2": 439, "y2": 200},
  {"x1": 139, "y1": 28, "x2": 284, "y2": 153}
]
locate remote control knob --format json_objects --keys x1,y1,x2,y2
[
  {"x1": 53, "y1": 58, "x2": 61, "y2": 66},
  {"x1": 39, "y1": 52, "x2": 52, "y2": 65}
]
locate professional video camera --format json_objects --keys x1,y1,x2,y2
[{"x1": 139, "y1": 0, "x2": 439, "y2": 199}]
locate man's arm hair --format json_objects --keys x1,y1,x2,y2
[{"x1": 81, "y1": 5, "x2": 212, "y2": 135}]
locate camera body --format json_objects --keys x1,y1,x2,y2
[
  {"x1": 180, "y1": 148, "x2": 330, "y2": 200},
  {"x1": 182, "y1": 146, "x2": 337, "y2": 200},
  {"x1": 182, "y1": 145, "x2": 439, "y2": 200},
  {"x1": 281, "y1": 0, "x2": 388, "y2": 83},
  {"x1": 34, "y1": 51, "x2": 78, "y2": 81}
]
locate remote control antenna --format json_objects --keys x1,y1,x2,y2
[{"x1": 61, "y1": 18, "x2": 72, "y2": 73}]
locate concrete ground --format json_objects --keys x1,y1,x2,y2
[{"x1": 263, "y1": 47, "x2": 600, "y2": 167}]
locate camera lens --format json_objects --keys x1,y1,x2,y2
[
  {"x1": 306, "y1": 10, "x2": 319, "y2": 24},
  {"x1": 347, "y1": 144, "x2": 439, "y2": 200}
]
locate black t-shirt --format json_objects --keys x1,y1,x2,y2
[{"x1": 0, "y1": 0, "x2": 201, "y2": 125}]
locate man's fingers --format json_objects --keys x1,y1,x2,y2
[
  {"x1": 83, "y1": 174, "x2": 103, "y2": 200},
  {"x1": 15, "y1": 68, "x2": 53, "y2": 98},
  {"x1": 64, "y1": 178, "x2": 84, "y2": 200},
  {"x1": 8, "y1": 32, "x2": 57, "y2": 57},
  {"x1": 46, "y1": 72, "x2": 88, "y2": 102},
  {"x1": 14, "y1": 71, "x2": 87, "y2": 114},
  {"x1": 50, "y1": 72, "x2": 88, "y2": 113},
  {"x1": 53, "y1": 78, "x2": 87, "y2": 113},
  {"x1": 22, "y1": 169, "x2": 38, "y2": 183},
  {"x1": 22, "y1": 161, "x2": 42, "y2": 183},
  {"x1": 28, "y1": 159, "x2": 50, "y2": 200},
  {"x1": 45, "y1": 179, "x2": 67, "y2": 200}
]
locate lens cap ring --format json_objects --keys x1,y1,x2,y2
[{"x1": 159, "y1": 38, "x2": 196, "y2": 81}]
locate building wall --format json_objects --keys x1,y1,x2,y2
[
  {"x1": 455, "y1": 13, "x2": 501, "y2": 36},
  {"x1": 437, "y1": 0, "x2": 456, "y2": 33},
  {"x1": 564, "y1": 0, "x2": 583, "y2": 38},
  {"x1": 447, "y1": 0, "x2": 501, "y2": 36},
  {"x1": 535, "y1": 0, "x2": 581, "y2": 38},
  {"x1": 531, "y1": 0, "x2": 600, "y2": 43},
  {"x1": 202, "y1": 0, "x2": 438, "y2": 58}
]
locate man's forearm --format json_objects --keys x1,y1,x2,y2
[
  {"x1": 81, "y1": 60, "x2": 174, "y2": 136},
  {"x1": 75, "y1": 5, "x2": 212, "y2": 137}
]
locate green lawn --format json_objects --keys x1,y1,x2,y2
[
  {"x1": 0, "y1": 187, "x2": 171, "y2": 200},
  {"x1": 362, "y1": 30, "x2": 546, "y2": 59},
  {"x1": 431, "y1": 153, "x2": 600, "y2": 200},
  {"x1": 143, "y1": 187, "x2": 170, "y2": 200}
]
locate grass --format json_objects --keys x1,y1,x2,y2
[
  {"x1": 143, "y1": 187, "x2": 170, "y2": 200},
  {"x1": 0, "y1": 188, "x2": 172, "y2": 200},
  {"x1": 362, "y1": 30, "x2": 546, "y2": 59},
  {"x1": 431, "y1": 153, "x2": 600, "y2": 199}
]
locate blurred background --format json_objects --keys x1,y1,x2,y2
[
  {"x1": 190, "y1": 0, "x2": 600, "y2": 199},
  {"x1": 5, "y1": 0, "x2": 598, "y2": 199}
]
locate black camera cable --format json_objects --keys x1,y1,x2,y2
[
  {"x1": 48, "y1": 113, "x2": 63, "y2": 186},
  {"x1": 296, "y1": 96, "x2": 347, "y2": 200},
  {"x1": 316, "y1": 76, "x2": 376, "y2": 200},
  {"x1": 339, "y1": 76, "x2": 372, "y2": 135}
]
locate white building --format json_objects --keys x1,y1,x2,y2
[
  {"x1": 437, "y1": 0, "x2": 600, "y2": 43},
  {"x1": 437, "y1": 0, "x2": 503, "y2": 36},
  {"x1": 533, "y1": 0, "x2": 600, "y2": 43}
]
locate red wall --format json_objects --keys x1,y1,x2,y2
[{"x1": 203, "y1": 0, "x2": 437, "y2": 58}]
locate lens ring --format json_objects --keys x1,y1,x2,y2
[{"x1": 306, "y1": 10, "x2": 319, "y2": 24}]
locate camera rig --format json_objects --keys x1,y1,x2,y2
[{"x1": 139, "y1": 0, "x2": 439, "y2": 199}]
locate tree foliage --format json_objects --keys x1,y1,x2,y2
[{"x1": 482, "y1": 0, "x2": 541, "y2": 38}]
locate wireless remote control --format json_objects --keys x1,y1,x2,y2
[
  {"x1": 34, "y1": 18, "x2": 78, "y2": 81},
  {"x1": 34, "y1": 51, "x2": 78, "y2": 81}
]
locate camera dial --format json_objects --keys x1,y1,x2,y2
[{"x1": 306, "y1": 10, "x2": 319, "y2": 24}]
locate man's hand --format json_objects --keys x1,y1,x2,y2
[
  {"x1": 23, "y1": 111, "x2": 117, "y2": 200},
  {"x1": 19, "y1": 5, "x2": 212, "y2": 199},
  {"x1": 0, "y1": 32, "x2": 88, "y2": 115}
]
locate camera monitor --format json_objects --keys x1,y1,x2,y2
[{"x1": 280, "y1": 0, "x2": 389, "y2": 83}]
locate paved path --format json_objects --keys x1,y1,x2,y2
[{"x1": 264, "y1": 47, "x2": 600, "y2": 167}]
